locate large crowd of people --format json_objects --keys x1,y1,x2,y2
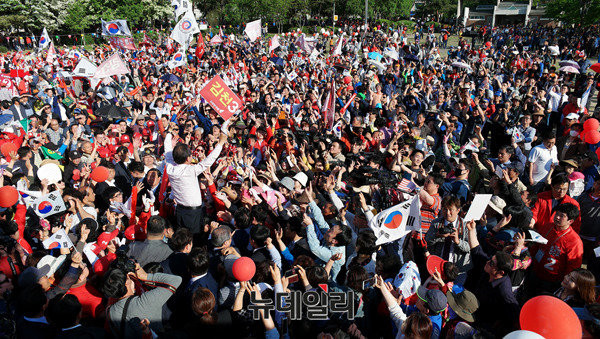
[{"x1": 0, "y1": 20, "x2": 599, "y2": 339}]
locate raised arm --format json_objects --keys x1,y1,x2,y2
[
  {"x1": 303, "y1": 213, "x2": 333, "y2": 262},
  {"x1": 192, "y1": 129, "x2": 228, "y2": 176}
]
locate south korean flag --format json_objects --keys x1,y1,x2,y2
[
  {"x1": 43, "y1": 229, "x2": 74, "y2": 250},
  {"x1": 33, "y1": 190, "x2": 67, "y2": 218}
]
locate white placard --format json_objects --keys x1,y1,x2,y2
[{"x1": 463, "y1": 194, "x2": 493, "y2": 222}]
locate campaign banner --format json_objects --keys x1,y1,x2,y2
[
  {"x1": 94, "y1": 53, "x2": 129, "y2": 78},
  {"x1": 199, "y1": 75, "x2": 243, "y2": 120},
  {"x1": 108, "y1": 37, "x2": 136, "y2": 50}
]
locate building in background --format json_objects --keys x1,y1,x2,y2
[{"x1": 462, "y1": 0, "x2": 553, "y2": 27}]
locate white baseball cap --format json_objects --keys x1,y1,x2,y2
[
  {"x1": 37, "y1": 254, "x2": 67, "y2": 277},
  {"x1": 292, "y1": 172, "x2": 308, "y2": 187},
  {"x1": 565, "y1": 113, "x2": 580, "y2": 120}
]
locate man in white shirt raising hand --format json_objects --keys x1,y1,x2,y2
[{"x1": 164, "y1": 125, "x2": 229, "y2": 236}]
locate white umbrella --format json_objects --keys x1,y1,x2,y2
[
  {"x1": 559, "y1": 65, "x2": 580, "y2": 74},
  {"x1": 451, "y1": 61, "x2": 473, "y2": 72},
  {"x1": 559, "y1": 60, "x2": 580, "y2": 69},
  {"x1": 367, "y1": 59, "x2": 386, "y2": 72},
  {"x1": 548, "y1": 45, "x2": 560, "y2": 56}
]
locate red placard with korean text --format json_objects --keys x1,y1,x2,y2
[
  {"x1": 199, "y1": 75, "x2": 243, "y2": 120},
  {"x1": 108, "y1": 37, "x2": 136, "y2": 50}
]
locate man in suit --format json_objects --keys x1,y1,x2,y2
[
  {"x1": 114, "y1": 146, "x2": 134, "y2": 197},
  {"x1": 170, "y1": 247, "x2": 218, "y2": 328},
  {"x1": 231, "y1": 207, "x2": 252, "y2": 257},
  {"x1": 186, "y1": 248, "x2": 218, "y2": 301},
  {"x1": 16, "y1": 284, "x2": 55, "y2": 339},
  {"x1": 47, "y1": 294, "x2": 103, "y2": 339},
  {"x1": 250, "y1": 225, "x2": 281, "y2": 268},
  {"x1": 162, "y1": 228, "x2": 193, "y2": 282},
  {"x1": 126, "y1": 216, "x2": 173, "y2": 267},
  {"x1": 10, "y1": 97, "x2": 27, "y2": 121}
]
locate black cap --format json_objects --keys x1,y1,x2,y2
[{"x1": 70, "y1": 150, "x2": 82, "y2": 159}]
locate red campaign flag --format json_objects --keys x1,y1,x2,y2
[
  {"x1": 195, "y1": 33, "x2": 205, "y2": 59},
  {"x1": 199, "y1": 75, "x2": 243, "y2": 121},
  {"x1": 140, "y1": 33, "x2": 154, "y2": 47},
  {"x1": 58, "y1": 78, "x2": 76, "y2": 98},
  {"x1": 0, "y1": 75, "x2": 18, "y2": 97}
]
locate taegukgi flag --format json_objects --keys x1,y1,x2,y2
[
  {"x1": 39, "y1": 28, "x2": 50, "y2": 49},
  {"x1": 101, "y1": 19, "x2": 132, "y2": 36}
]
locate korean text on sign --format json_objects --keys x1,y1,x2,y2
[{"x1": 199, "y1": 75, "x2": 243, "y2": 121}]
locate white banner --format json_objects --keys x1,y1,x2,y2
[
  {"x1": 245, "y1": 19, "x2": 262, "y2": 42},
  {"x1": 72, "y1": 57, "x2": 98, "y2": 78}
]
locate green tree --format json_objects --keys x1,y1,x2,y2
[
  {"x1": 546, "y1": 0, "x2": 600, "y2": 25},
  {"x1": 0, "y1": 0, "x2": 28, "y2": 30},
  {"x1": 416, "y1": 0, "x2": 456, "y2": 21},
  {"x1": 64, "y1": 0, "x2": 97, "y2": 32}
]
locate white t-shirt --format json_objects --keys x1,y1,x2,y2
[{"x1": 528, "y1": 144, "x2": 558, "y2": 184}]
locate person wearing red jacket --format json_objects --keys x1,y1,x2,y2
[
  {"x1": 11, "y1": 203, "x2": 32, "y2": 254},
  {"x1": 531, "y1": 173, "x2": 581, "y2": 234},
  {"x1": 561, "y1": 93, "x2": 588, "y2": 124},
  {"x1": 528, "y1": 203, "x2": 583, "y2": 297}
]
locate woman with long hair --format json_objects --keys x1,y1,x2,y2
[{"x1": 555, "y1": 268, "x2": 597, "y2": 307}]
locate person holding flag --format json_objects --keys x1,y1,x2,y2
[{"x1": 195, "y1": 33, "x2": 205, "y2": 60}]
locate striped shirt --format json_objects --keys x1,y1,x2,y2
[{"x1": 413, "y1": 193, "x2": 442, "y2": 240}]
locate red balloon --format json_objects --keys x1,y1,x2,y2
[
  {"x1": 232, "y1": 257, "x2": 256, "y2": 281},
  {"x1": 90, "y1": 166, "x2": 109, "y2": 182},
  {"x1": 583, "y1": 118, "x2": 599, "y2": 132},
  {"x1": 585, "y1": 130, "x2": 600, "y2": 144},
  {"x1": 0, "y1": 186, "x2": 19, "y2": 208},
  {"x1": 1, "y1": 143, "x2": 18, "y2": 162},
  {"x1": 520, "y1": 295, "x2": 581, "y2": 339}
]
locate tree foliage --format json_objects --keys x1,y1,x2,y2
[
  {"x1": 415, "y1": 0, "x2": 457, "y2": 21},
  {"x1": 0, "y1": 0, "x2": 171, "y2": 34},
  {"x1": 2, "y1": 0, "x2": 597, "y2": 37},
  {"x1": 545, "y1": 0, "x2": 600, "y2": 25}
]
